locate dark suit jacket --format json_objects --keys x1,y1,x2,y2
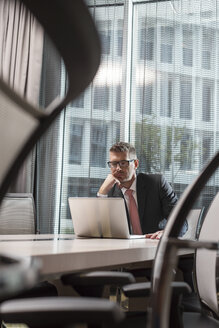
[{"x1": 108, "y1": 173, "x2": 178, "y2": 234}]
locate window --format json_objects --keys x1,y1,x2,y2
[
  {"x1": 202, "y1": 136, "x2": 211, "y2": 166},
  {"x1": 97, "y1": 20, "x2": 112, "y2": 55},
  {"x1": 202, "y1": 81, "x2": 213, "y2": 122},
  {"x1": 182, "y1": 25, "x2": 193, "y2": 67},
  {"x1": 202, "y1": 50, "x2": 211, "y2": 70},
  {"x1": 161, "y1": 44, "x2": 172, "y2": 63},
  {"x1": 93, "y1": 85, "x2": 110, "y2": 110},
  {"x1": 68, "y1": 178, "x2": 103, "y2": 199},
  {"x1": 116, "y1": 85, "x2": 121, "y2": 112},
  {"x1": 52, "y1": 0, "x2": 219, "y2": 235},
  {"x1": 69, "y1": 124, "x2": 83, "y2": 165},
  {"x1": 99, "y1": 31, "x2": 111, "y2": 55},
  {"x1": 89, "y1": 179, "x2": 106, "y2": 196},
  {"x1": 115, "y1": 122, "x2": 120, "y2": 141},
  {"x1": 140, "y1": 27, "x2": 154, "y2": 61},
  {"x1": 135, "y1": 121, "x2": 161, "y2": 173},
  {"x1": 160, "y1": 26, "x2": 174, "y2": 63},
  {"x1": 71, "y1": 93, "x2": 84, "y2": 108},
  {"x1": 183, "y1": 48, "x2": 193, "y2": 67},
  {"x1": 160, "y1": 76, "x2": 172, "y2": 117},
  {"x1": 202, "y1": 28, "x2": 215, "y2": 70},
  {"x1": 180, "y1": 133, "x2": 193, "y2": 170},
  {"x1": 90, "y1": 125, "x2": 107, "y2": 167},
  {"x1": 68, "y1": 178, "x2": 88, "y2": 198},
  {"x1": 117, "y1": 29, "x2": 123, "y2": 57},
  {"x1": 66, "y1": 178, "x2": 93, "y2": 221},
  {"x1": 180, "y1": 79, "x2": 192, "y2": 119},
  {"x1": 139, "y1": 83, "x2": 153, "y2": 115},
  {"x1": 164, "y1": 128, "x2": 172, "y2": 170}
]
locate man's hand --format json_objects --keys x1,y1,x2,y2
[
  {"x1": 98, "y1": 174, "x2": 120, "y2": 195},
  {"x1": 145, "y1": 230, "x2": 163, "y2": 240}
]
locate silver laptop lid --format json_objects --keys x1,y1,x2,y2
[{"x1": 68, "y1": 197, "x2": 131, "y2": 239}]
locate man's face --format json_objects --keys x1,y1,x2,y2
[{"x1": 109, "y1": 151, "x2": 139, "y2": 184}]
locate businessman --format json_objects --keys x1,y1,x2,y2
[{"x1": 98, "y1": 141, "x2": 179, "y2": 239}]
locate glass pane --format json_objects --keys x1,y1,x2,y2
[
  {"x1": 59, "y1": 3, "x2": 124, "y2": 233},
  {"x1": 130, "y1": 0, "x2": 219, "y2": 212}
]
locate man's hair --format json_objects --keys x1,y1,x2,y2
[{"x1": 110, "y1": 142, "x2": 137, "y2": 158}]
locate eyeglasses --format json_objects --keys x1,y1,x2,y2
[{"x1": 107, "y1": 159, "x2": 135, "y2": 169}]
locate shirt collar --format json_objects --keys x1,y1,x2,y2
[{"x1": 121, "y1": 176, "x2": 137, "y2": 195}]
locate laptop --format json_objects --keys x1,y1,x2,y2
[{"x1": 68, "y1": 197, "x2": 146, "y2": 239}]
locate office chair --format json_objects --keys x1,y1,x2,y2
[
  {"x1": 0, "y1": 193, "x2": 36, "y2": 234},
  {"x1": 0, "y1": 193, "x2": 58, "y2": 300}
]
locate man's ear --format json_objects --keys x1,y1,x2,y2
[{"x1": 134, "y1": 159, "x2": 139, "y2": 169}]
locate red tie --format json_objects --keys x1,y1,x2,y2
[{"x1": 125, "y1": 189, "x2": 142, "y2": 235}]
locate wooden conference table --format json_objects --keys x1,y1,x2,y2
[{"x1": 0, "y1": 234, "x2": 159, "y2": 278}]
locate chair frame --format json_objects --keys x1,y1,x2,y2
[
  {"x1": 151, "y1": 151, "x2": 219, "y2": 328},
  {"x1": 0, "y1": 0, "x2": 101, "y2": 204}
]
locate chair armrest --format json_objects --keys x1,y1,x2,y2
[
  {"x1": 61, "y1": 271, "x2": 136, "y2": 286},
  {"x1": 122, "y1": 282, "x2": 151, "y2": 298},
  {"x1": 122, "y1": 281, "x2": 191, "y2": 298},
  {"x1": 0, "y1": 297, "x2": 125, "y2": 328},
  {"x1": 171, "y1": 281, "x2": 191, "y2": 297},
  {"x1": 0, "y1": 255, "x2": 40, "y2": 301}
]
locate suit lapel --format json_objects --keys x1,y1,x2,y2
[{"x1": 111, "y1": 185, "x2": 123, "y2": 198}]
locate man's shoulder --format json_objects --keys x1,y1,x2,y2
[
  {"x1": 137, "y1": 173, "x2": 169, "y2": 190},
  {"x1": 137, "y1": 172, "x2": 162, "y2": 183}
]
